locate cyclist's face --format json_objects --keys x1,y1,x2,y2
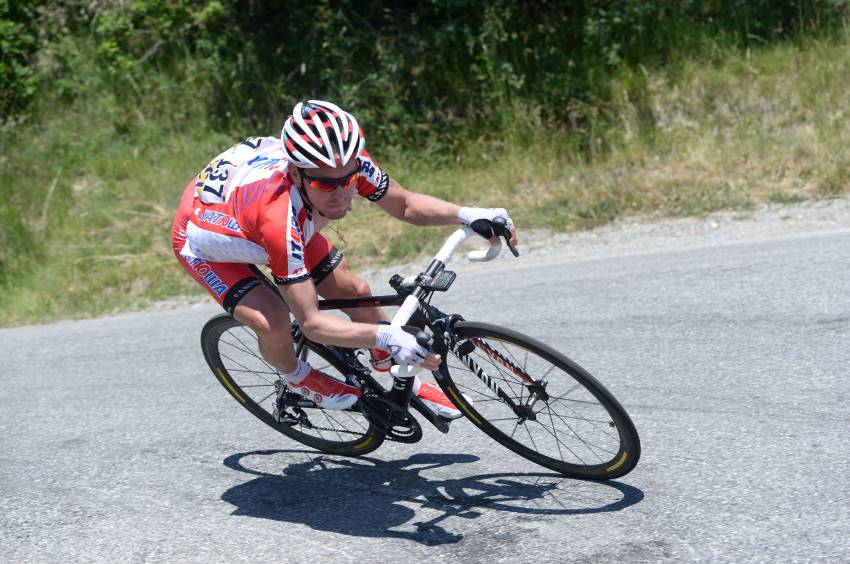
[{"x1": 296, "y1": 161, "x2": 359, "y2": 220}]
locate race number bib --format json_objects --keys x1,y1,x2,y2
[{"x1": 195, "y1": 157, "x2": 236, "y2": 204}]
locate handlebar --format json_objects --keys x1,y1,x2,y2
[{"x1": 467, "y1": 238, "x2": 502, "y2": 262}]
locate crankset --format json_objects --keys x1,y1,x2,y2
[{"x1": 358, "y1": 394, "x2": 423, "y2": 443}]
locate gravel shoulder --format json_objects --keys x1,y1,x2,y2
[{"x1": 362, "y1": 196, "x2": 850, "y2": 283}]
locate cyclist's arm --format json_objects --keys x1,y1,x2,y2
[
  {"x1": 278, "y1": 279, "x2": 379, "y2": 348},
  {"x1": 278, "y1": 279, "x2": 440, "y2": 368},
  {"x1": 375, "y1": 178, "x2": 462, "y2": 226},
  {"x1": 375, "y1": 178, "x2": 519, "y2": 246}
]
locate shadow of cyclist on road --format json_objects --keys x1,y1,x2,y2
[{"x1": 220, "y1": 450, "x2": 644, "y2": 546}]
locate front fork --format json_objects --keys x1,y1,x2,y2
[{"x1": 441, "y1": 324, "x2": 549, "y2": 423}]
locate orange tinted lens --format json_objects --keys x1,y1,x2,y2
[
  {"x1": 305, "y1": 171, "x2": 358, "y2": 192},
  {"x1": 306, "y1": 178, "x2": 338, "y2": 192},
  {"x1": 341, "y1": 172, "x2": 359, "y2": 188}
]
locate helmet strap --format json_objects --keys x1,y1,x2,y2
[{"x1": 296, "y1": 169, "x2": 327, "y2": 219}]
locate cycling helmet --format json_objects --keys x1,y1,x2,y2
[{"x1": 281, "y1": 100, "x2": 365, "y2": 169}]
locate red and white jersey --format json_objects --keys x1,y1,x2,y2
[{"x1": 177, "y1": 136, "x2": 390, "y2": 284}]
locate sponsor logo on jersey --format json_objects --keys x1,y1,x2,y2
[
  {"x1": 199, "y1": 210, "x2": 242, "y2": 232},
  {"x1": 360, "y1": 159, "x2": 377, "y2": 179},
  {"x1": 185, "y1": 257, "x2": 229, "y2": 297},
  {"x1": 289, "y1": 213, "x2": 303, "y2": 260},
  {"x1": 247, "y1": 155, "x2": 282, "y2": 170}
]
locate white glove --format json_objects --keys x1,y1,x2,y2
[
  {"x1": 375, "y1": 324, "x2": 428, "y2": 366},
  {"x1": 458, "y1": 207, "x2": 513, "y2": 228}
]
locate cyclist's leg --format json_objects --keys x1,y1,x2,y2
[
  {"x1": 176, "y1": 255, "x2": 298, "y2": 373},
  {"x1": 306, "y1": 234, "x2": 388, "y2": 324},
  {"x1": 231, "y1": 283, "x2": 299, "y2": 373}
]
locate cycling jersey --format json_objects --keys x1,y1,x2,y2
[{"x1": 174, "y1": 136, "x2": 389, "y2": 286}]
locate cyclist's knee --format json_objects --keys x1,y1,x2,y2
[
  {"x1": 318, "y1": 258, "x2": 373, "y2": 299},
  {"x1": 349, "y1": 277, "x2": 373, "y2": 298},
  {"x1": 253, "y1": 313, "x2": 292, "y2": 343},
  {"x1": 338, "y1": 267, "x2": 374, "y2": 298},
  {"x1": 233, "y1": 287, "x2": 293, "y2": 343}
]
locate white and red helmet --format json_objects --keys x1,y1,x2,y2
[{"x1": 281, "y1": 100, "x2": 365, "y2": 169}]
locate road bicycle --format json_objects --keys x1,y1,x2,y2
[{"x1": 201, "y1": 219, "x2": 641, "y2": 479}]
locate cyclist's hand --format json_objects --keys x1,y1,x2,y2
[
  {"x1": 376, "y1": 324, "x2": 441, "y2": 369},
  {"x1": 459, "y1": 207, "x2": 519, "y2": 249}
]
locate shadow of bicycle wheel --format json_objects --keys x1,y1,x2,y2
[{"x1": 220, "y1": 449, "x2": 643, "y2": 545}]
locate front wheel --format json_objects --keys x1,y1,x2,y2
[{"x1": 436, "y1": 322, "x2": 640, "y2": 480}]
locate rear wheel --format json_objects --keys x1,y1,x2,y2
[
  {"x1": 200, "y1": 313, "x2": 384, "y2": 456},
  {"x1": 437, "y1": 321, "x2": 640, "y2": 479}
]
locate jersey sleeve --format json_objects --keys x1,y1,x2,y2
[
  {"x1": 258, "y1": 190, "x2": 311, "y2": 285},
  {"x1": 355, "y1": 150, "x2": 390, "y2": 202}
]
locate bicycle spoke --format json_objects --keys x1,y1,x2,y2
[
  {"x1": 511, "y1": 420, "x2": 521, "y2": 439},
  {"x1": 547, "y1": 408, "x2": 565, "y2": 462},
  {"x1": 546, "y1": 395, "x2": 603, "y2": 405},
  {"x1": 544, "y1": 402, "x2": 620, "y2": 443},
  {"x1": 540, "y1": 363, "x2": 557, "y2": 381},
  {"x1": 532, "y1": 406, "x2": 613, "y2": 426},
  {"x1": 226, "y1": 368, "x2": 281, "y2": 376},
  {"x1": 255, "y1": 389, "x2": 276, "y2": 406},
  {"x1": 523, "y1": 421, "x2": 540, "y2": 453},
  {"x1": 219, "y1": 337, "x2": 262, "y2": 361},
  {"x1": 527, "y1": 417, "x2": 589, "y2": 465},
  {"x1": 222, "y1": 333, "x2": 277, "y2": 374},
  {"x1": 535, "y1": 408, "x2": 615, "y2": 461},
  {"x1": 452, "y1": 381, "x2": 499, "y2": 401},
  {"x1": 220, "y1": 352, "x2": 276, "y2": 385},
  {"x1": 322, "y1": 411, "x2": 355, "y2": 441}
]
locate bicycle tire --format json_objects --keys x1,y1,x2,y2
[
  {"x1": 200, "y1": 313, "x2": 385, "y2": 456},
  {"x1": 435, "y1": 321, "x2": 640, "y2": 479}
]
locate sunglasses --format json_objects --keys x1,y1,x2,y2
[{"x1": 299, "y1": 161, "x2": 360, "y2": 193}]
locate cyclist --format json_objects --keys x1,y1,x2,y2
[{"x1": 172, "y1": 100, "x2": 518, "y2": 417}]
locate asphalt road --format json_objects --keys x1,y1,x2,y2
[{"x1": 2, "y1": 226, "x2": 849, "y2": 562}]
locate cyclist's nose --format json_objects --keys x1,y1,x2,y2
[{"x1": 332, "y1": 185, "x2": 354, "y2": 200}]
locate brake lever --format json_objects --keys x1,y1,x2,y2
[{"x1": 492, "y1": 217, "x2": 520, "y2": 258}]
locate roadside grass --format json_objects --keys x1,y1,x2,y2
[
  {"x1": 0, "y1": 84, "x2": 233, "y2": 324},
  {"x1": 2, "y1": 35, "x2": 849, "y2": 326}
]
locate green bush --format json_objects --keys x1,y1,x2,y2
[
  {"x1": 5, "y1": 1, "x2": 849, "y2": 141},
  {"x1": 0, "y1": 0, "x2": 42, "y2": 117}
]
